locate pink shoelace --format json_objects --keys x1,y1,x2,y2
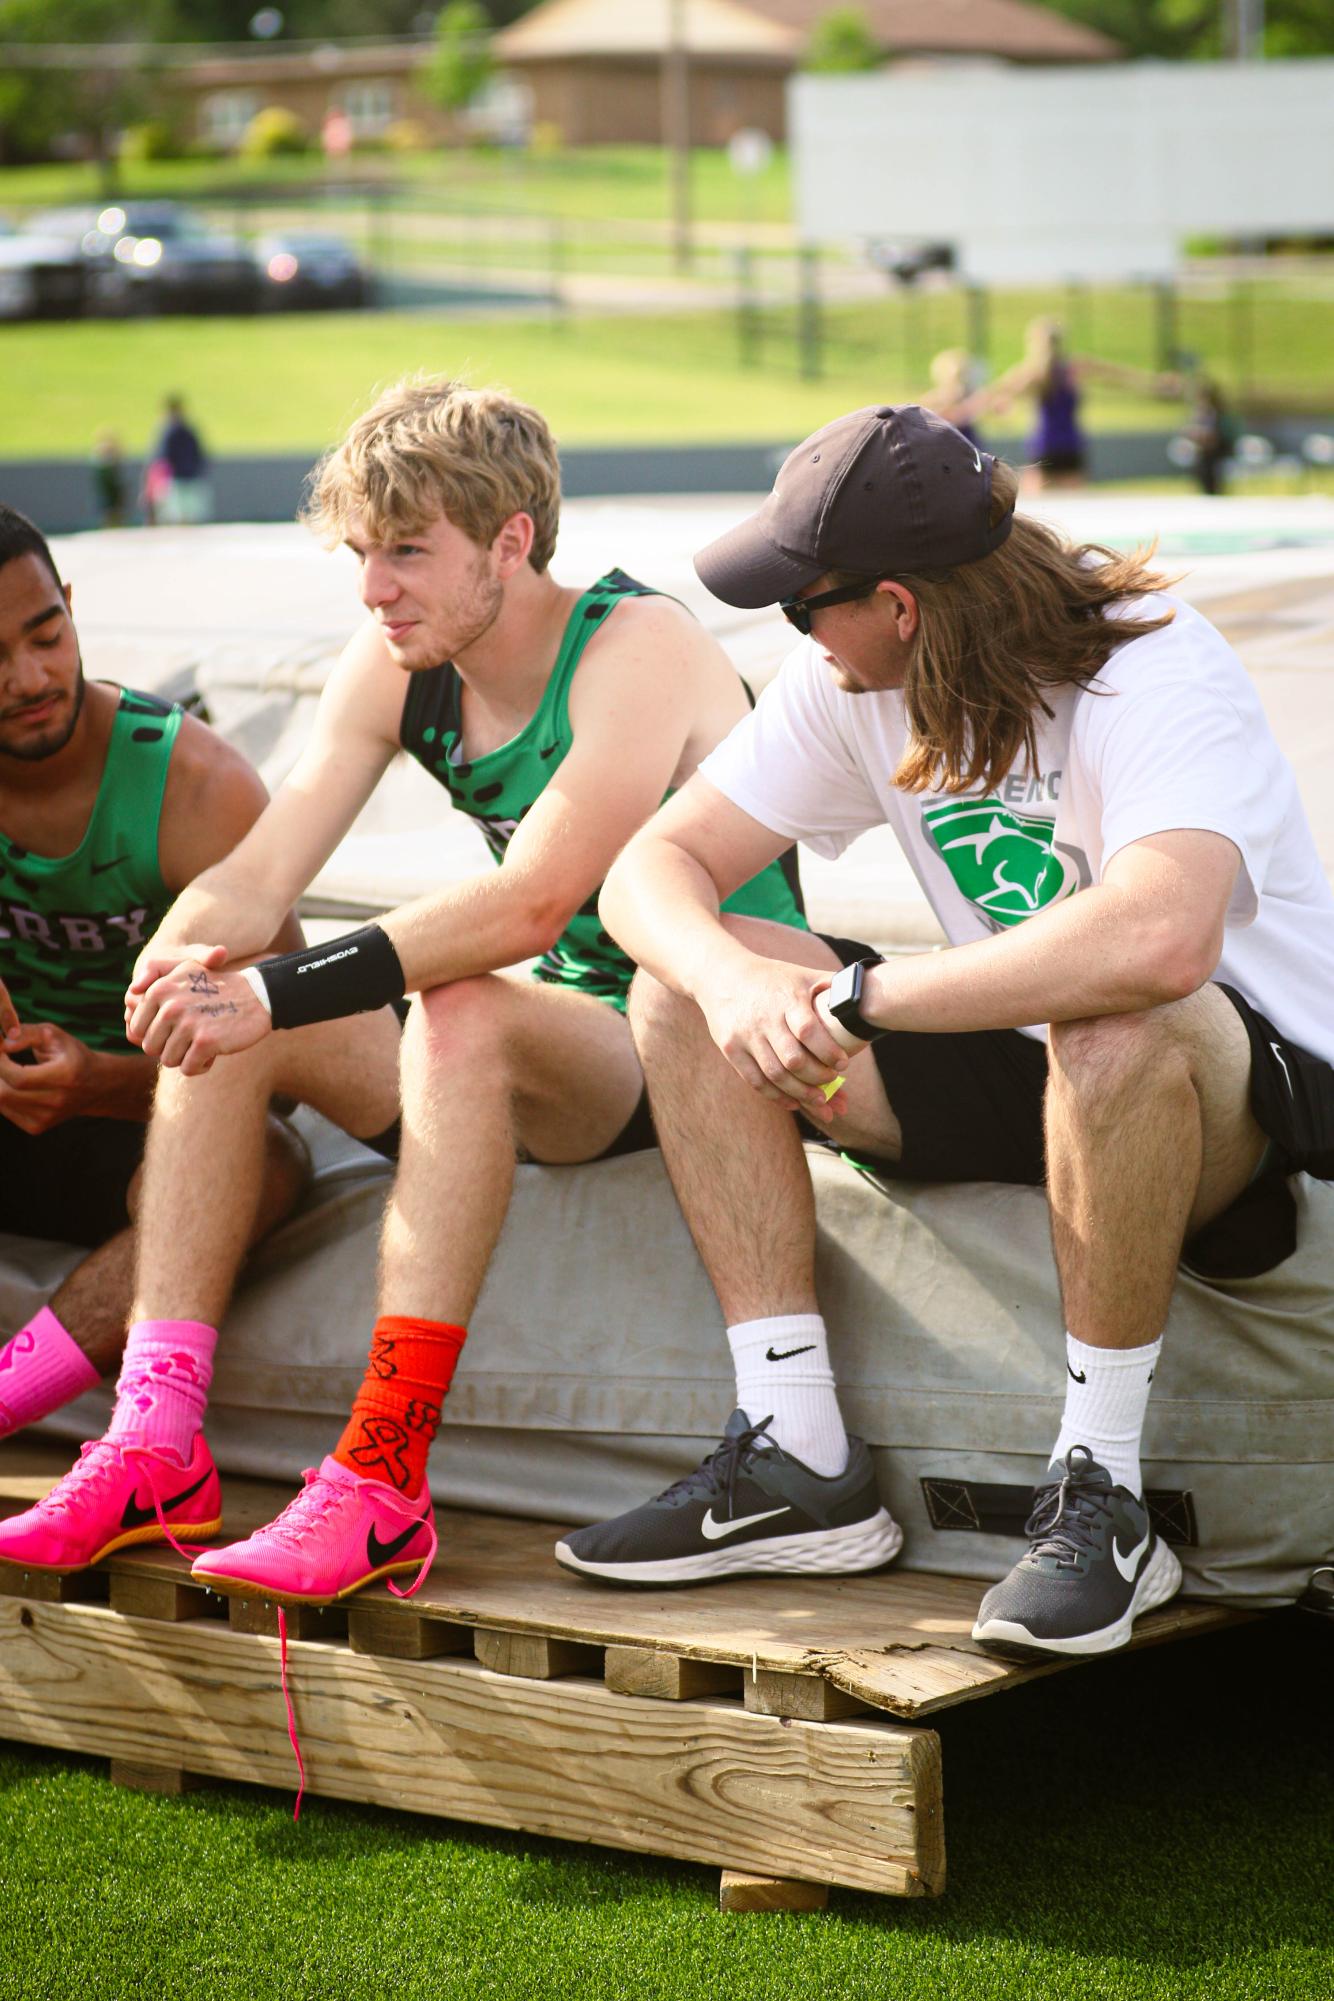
[{"x1": 257, "y1": 1468, "x2": 439, "y2": 1823}]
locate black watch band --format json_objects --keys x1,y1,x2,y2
[{"x1": 827, "y1": 954, "x2": 885, "y2": 1042}]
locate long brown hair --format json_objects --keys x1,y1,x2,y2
[{"x1": 888, "y1": 461, "x2": 1176, "y2": 794}]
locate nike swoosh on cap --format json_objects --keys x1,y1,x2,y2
[
  {"x1": 120, "y1": 1466, "x2": 212, "y2": 1531},
  {"x1": 1112, "y1": 1528, "x2": 1151, "y2": 1583},
  {"x1": 700, "y1": 1505, "x2": 790, "y2": 1542}
]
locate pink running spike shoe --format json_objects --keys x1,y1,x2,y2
[
  {"x1": 0, "y1": 1432, "x2": 221, "y2": 1574},
  {"x1": 191, "y1": 1455, "x2": 437, "y2": 1607}
]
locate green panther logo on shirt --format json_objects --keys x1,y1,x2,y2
[{"x1": 922, "y1": 797, "x2": 1086, "y2": 928}]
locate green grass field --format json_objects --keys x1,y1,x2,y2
[
  {"x1": 4, "y1": 282, "x2": 1331, "y2": 460},
  {"x1": 1, "y1": 1615, "x2": 1328, "y2": 2001},
  {"x1": 0, "y1": 145, "x2": 795, "y2": 229}
]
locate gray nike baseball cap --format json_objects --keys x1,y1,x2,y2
[{"x1": 694, "y1": 404, "x2": 1013, "y2": 608}]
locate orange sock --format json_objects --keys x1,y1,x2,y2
[{"x1": 333, "y1": 1315, "x2": 467, "y2": 1494}]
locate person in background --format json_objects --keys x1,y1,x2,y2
[
  {"x1": 989, "y1": 318, "x2": 1182, "y2": 493},
  {"x1": 91, "y1": 430, "x2": 127, "y2": 530},
  {"x1": 153, "y1": 396, "x2": 211, "y2": 526}
]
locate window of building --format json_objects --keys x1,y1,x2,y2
[
  {"x1": 200, "y1": 91, "x2": 260, "y2": 148},
  {"x1": 336, "y1": 81, "x2": 395, "y2": 138}
]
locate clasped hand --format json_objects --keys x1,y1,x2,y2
[
  {"x1": 124, "y1": 943, "x2": 270, "y2": 1075},
  {"x1": 0, "y1": 977, "x2": 96, "y2": 1134},
  {"x1": 697, "y1": 958, "x2": 867, "y2": 1124}
]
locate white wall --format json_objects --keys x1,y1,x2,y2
[{"x1": 792, "y1": 60, "x2": 1334, "y2": 281}]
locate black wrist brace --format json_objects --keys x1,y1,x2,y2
[{"x1": 256, "y1": 924, "x2": 405, "y2": 1031}]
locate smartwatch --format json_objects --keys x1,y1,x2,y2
[{"x1": 826, "y1": 954, "x2": 885, "y2": 1043}]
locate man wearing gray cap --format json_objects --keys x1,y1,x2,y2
[{"x1": 558, "y1": 405, "x2": 1334, "y2": 1659}]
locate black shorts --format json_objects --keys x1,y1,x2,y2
[
  {"x1": 358, "y1": 986, "x2": 658, "y2": 1171},
  {"x1": 362, "y1": 1085, "x2": 655, "y2": 1165},
  {"x1": 814, "y1": 938, "x2": 1334, "y2": 1278},
  {"x1": 0, "y1": 1113, "x2": 146, "y2": 1248}
]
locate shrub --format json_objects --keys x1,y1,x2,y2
[
  {"x1": 241, "y1": 105, "x2": 309, "y2": 159},
  {"x1": 120, "y1": 117, "x2": 179, "y2": 163}
]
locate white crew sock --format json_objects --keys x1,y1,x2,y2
[
  {"x1": 1050, "y1": 1331, "x2": 1163, "y2": 1497},
  {"x1": 727, "y1": 1314, "x2": 849, "y2": 1477}
]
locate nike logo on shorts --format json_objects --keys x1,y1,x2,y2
[{"x1": 1270, "y1": 1041, "x2": 1294, "y2": 1097}]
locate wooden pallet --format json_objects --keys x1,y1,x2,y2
[{"x1": 0, "y1": 1443, "x2": 1244, "y2": 1909}]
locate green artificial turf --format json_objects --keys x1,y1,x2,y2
[{"x1": 1, "y1": 1614, "x2": 1328, "y2": 2001}]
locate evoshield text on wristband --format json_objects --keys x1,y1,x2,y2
[{"x1": 243, "y1": 924, "x2": 406, "y2": 1031}]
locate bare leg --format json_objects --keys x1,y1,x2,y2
[
  {"x1": 628, "y1": 918, "x2": 901, "y2": 1325},
  {"x1": 132, "y1": 1006, "x2": 402, "y2": 1328},
  {"x1": 52, "y1": 1116, "x2": 307, "y2": 1373},
  {"x1": 1045, "y1": 986, "x2": 1266, "y2": 1350},
  {"x1": 379, "y1": 974, "x2": 643, "y2": 1324}
]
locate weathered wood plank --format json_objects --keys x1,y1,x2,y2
[
  {"x1": 0, "y1": 1442, "x2": 1252, "y2": 1723},
  {"x1": 0, "y1": 1599, "x2": 944, "y2": 1898},
  {"x1": 473, "y1": 1628, "x2": 602, "y2": 1680},
  {"x1": 109, "y1": 1758, "x2": 200, "y2": 1796},
  {"x1": 109, "y1": 1571, "x2": 217, "y2": 1624},
  {"x1": 227, "y1": 1598, "x2": 348, "y2": 1643},
  {"x1": 605, "y1": 1646, "x2": 742, "y2": 1702},
  {"x1": 0, "y1": 1566, "x2": 108, "y2": 1606},
  {"x1": 744, "y1": 1670, "x2": 868, "y2": 1722},
  {"x1": 719, "y1": 1871, "x2": 830, "y2": 1914},
  {"x1": 347, "y1": 1603, "x2": 472, "y2": 1661}
]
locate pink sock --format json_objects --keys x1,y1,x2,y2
[
  {"x1": 0, "y1": 1306, "x2": 101, "y2": 1438},
  {"x1": 106, "y1": 1319, "x2": 217, "y2": 1464}
]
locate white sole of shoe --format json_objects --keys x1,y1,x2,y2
[
  {"x1": 554, "y1": 1508, "x2": 903, "y2": 1585},
  {"x1": 971, "y1": 1535, "x2": 1184, "y2": 1657}
]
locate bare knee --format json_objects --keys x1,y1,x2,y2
[
  {"x1": 407, "y1": 975, "x2": 512, "y2": 1073},
  {"x1": 1048, "y1": 1005, "x2": 1193, "y2": 1110},
  {"x1": 627, "y1": 966, "x2": 702, "y2": 1048}
]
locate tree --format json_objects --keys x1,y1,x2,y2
[
  {"x1": 0, "y1": 0, "x2": 179, "y2": 179},
  {"x1": 1039, "y1": 0, "x2": 1334, "y2": 59},
  {"x1": 418, "y1": 0, "x2": 493, "y2": 118},
  {"x1": 804, "y1": 6, "x2": 881, "y2": 73}
]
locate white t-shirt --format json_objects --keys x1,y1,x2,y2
[{"x1": 700, "y1": 593, "x2": 1334, "y2": 1063}]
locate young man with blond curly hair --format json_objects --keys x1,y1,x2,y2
[{"x1": 0, "y1": 378, "x2": 807, "y2": 1602}]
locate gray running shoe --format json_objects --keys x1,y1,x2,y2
[
  {"x1": 554, "y1": 1409, "x2": 902, "y2": 1587},
  {"x1": 972, "y1": 1445, "x2": 1182, "y2": 1659}
]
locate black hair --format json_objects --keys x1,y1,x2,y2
[{"x1": 0, "y1": 504, "x2": 61, "y2": 591}]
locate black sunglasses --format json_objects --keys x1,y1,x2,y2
[{"x1": 778, "y1": 576, "x2": 886, "y2": 635}]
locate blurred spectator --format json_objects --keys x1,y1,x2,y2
[
  {"x1": 988, "y1": 318, "x2": 1183, "y2": 494},
  {"x1": 90, "y1": 429, "x2": 127, "y2": 528},
  {"x1": 153, "y1": 395, "x2": 212, "y2": 526},
  {"x1": 920, "y1": 348, "x2": 989, "y2": 450},
  {"x1": 1182, "y1": 375, "x2": 1235, "y2": 497}
]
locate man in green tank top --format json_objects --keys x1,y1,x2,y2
[
  {"x1": 0, "y1": 505, "x2": 407, "y2": 1469},
  {"x1": 76, "y1": 374, "x2": 813, "y2": 1604}
]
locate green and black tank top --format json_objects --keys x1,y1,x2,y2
[
  {"x1": 399, "y1": 568, "x2": 806, "y2": 1010},
  {"x1": 0, "y1": 688, "x2": 181, "y2": 1053}
]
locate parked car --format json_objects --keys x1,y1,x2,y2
[
  {"x1": 0, "y1": 220, "x2": 87, "y2": 320},
  {"x1": 257, "y1": 231, "x2": 370, "y2": 310},
  {"x1": 22, "y1": 201, "x2": 261, "y2": 315}
]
